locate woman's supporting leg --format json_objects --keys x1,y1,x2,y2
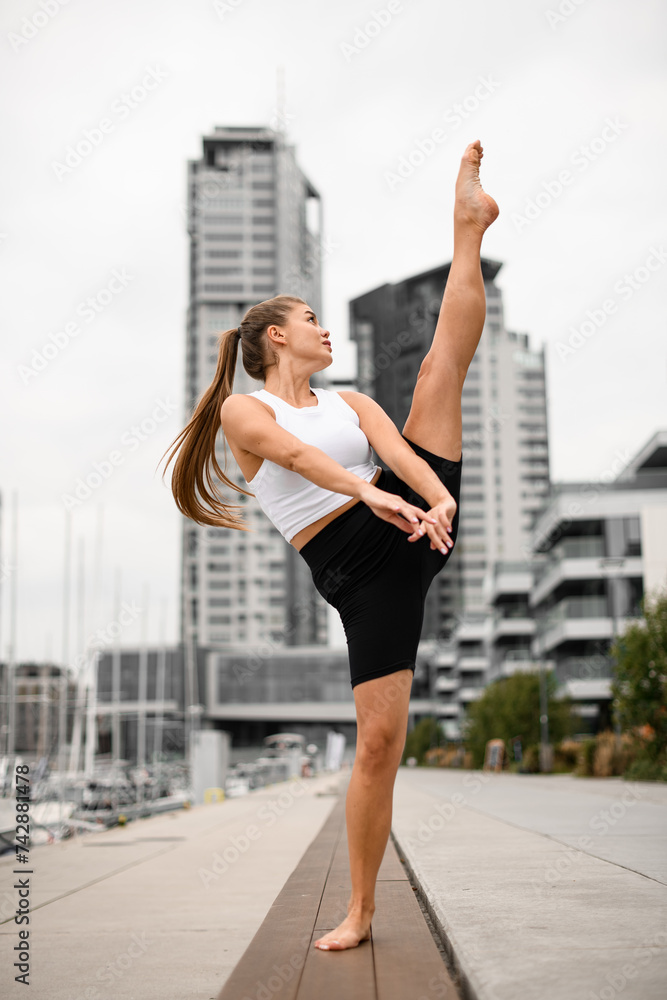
[
  {"x1": 402, "y1": 139, "x2": 499, "y2": 462},
  {"x1": 313, "y1": 667, "x2": 413, "y2": 951}
]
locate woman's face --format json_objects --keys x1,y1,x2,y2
[{"x1": 269, "y1": 303, "x2": 332, "y2": 371}]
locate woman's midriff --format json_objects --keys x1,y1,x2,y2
[{"x1": 290, "y1": 466, "x2": 382, "y2": 552}]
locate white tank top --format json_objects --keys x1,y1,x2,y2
[{"x1": 243, "y1": 387, "x2": 379, "y2": 543}]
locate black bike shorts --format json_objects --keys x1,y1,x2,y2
[{"x1": 298, "y1": 435, "x2": 462, "y2": 688}]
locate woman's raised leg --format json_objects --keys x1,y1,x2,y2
[
  {"x1": 402, "y1": 140, "x2": 499, "y2": 462},
  {"x1": 313, "y1": 668, "x2": 413, "y2": 951}
]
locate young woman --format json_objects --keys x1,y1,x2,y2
[{"x1": 163, "y1": 140, "x2": 498, "y2": 951}]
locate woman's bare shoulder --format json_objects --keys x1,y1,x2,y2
[
  {"x1": 220, "y1": 392, "x2": 275, "y2": 430},
  {"x1": 335, "y1": 390, "x2": 383, "y2": 414}
]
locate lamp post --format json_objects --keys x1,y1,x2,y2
[{"x1": 598, "y1": 556, "x2": 626, "y2": 748}]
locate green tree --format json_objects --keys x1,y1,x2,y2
[
  {"x1": 611, "y1": 589, "x2": 667, "y2": 766},
  {"x1": 464, "y1": 670, "x2": 573, "y2": 769},
  {"x1": 402, "y1": 716, "x2": 444, "y2": 765}
]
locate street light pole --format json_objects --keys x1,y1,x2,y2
[
  {"x1": 539, "y1": 659, "x2": 551, "y2": 773},
  {"x1": 599, "y1": 556, "x2": 626, "y2": 750}
]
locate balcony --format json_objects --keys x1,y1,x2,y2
[
  {"x1": 454, "y1": 617, "x2": 488, "y2": 642},
  {"x1": 435, "y1": 676, "x2": 458, "y2": 693},
  {"x1": 458, "y1": 656, "x2": 489, "y2": 672},
  {"x1": 531, "y1": 555, "x2": 643, "y2": 607},
  {"x1": 437, "y1": 703, "x2": 461, "y2": 717},
  {"x1": 458, "y1": 687, "x2": 484, "y2": 703},
  {"x1": 560, "y1": 678, "x2": 612, "y2": 701},
  {"x1": 433, "y1": 649, "x2": 457, "y2": 668},
  {"x1": 492, "y1": 609, "x2": 535, "y2": 638},
  {"x1": 541, "y1": 595, "x2": 608, "y2": 625},
  {"x1": 555, "y1": 655, "x2": 611, "y2": 682},
  {"x1": 500, "y1": 659, "x2": 541, "y2": 677},
  {"x1": 534, "y1": 597, "x2": 642, "y2": 655},
  {"x1": 493, "y1": 561, "x2": 535, "y2": 589}
]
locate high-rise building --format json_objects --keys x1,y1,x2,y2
[
  {"x1": 349, "y1": 259, "x2": 551, "y2": 639},
  {"x1": 181, "y1": 126, "x2": 330, "y2": 654}
]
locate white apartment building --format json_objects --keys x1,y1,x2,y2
[
  {"x1": 528, "y1": 429, "x2": 667, "y2": 731},
  {"x1": 181, "y1": 125, "x2": 330, "y2": 654}
]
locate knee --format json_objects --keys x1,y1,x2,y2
[{"x1": 356, "y1": 725, "x2": 404, "y2": 773}]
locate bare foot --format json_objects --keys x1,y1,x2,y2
[
  {"x1": 313, "y1": 913, "x2": 372, "y2": 951},
  {"x1": 454, "y1": 140, "x2": 499, "y2": 234}
]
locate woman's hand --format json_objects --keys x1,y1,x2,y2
[
  {"x1": 406, "y1": 494, "x2": 457, "y2": 554},
  {"x1": 358, "y1": 482, "x2": 438, "y2": 535}
]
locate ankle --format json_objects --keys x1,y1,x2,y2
[
  {"x1": 453, "y1": 217, "x2": 486, "y2": 243},
  {"x1": 347, "y1": 900, "x2": 375, "y2": 921}
]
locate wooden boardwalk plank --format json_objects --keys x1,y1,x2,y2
[
  {"x1": 373, "y1": 877, "x2": 459, "y2": 1000},
  {"x1": 296, "y1": 929, "x2": 377, "y2": 1000},
  {"x1": 218, "y1": 785, "x2": 460, "y2": 1000},
  {"x1": 217, "y1": 795, "x2": 345, "y2": 1000}
]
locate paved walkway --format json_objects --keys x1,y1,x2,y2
[
  {"x1": 391, "y1": 769, "x2": 667, "y2": 1000},
  {"x1": 0, "y1": 772, "x2": 343, "y2": 1000}
]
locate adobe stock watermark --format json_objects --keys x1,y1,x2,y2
[
  {"x1": 232, "y1": 599, "x2": 313, "y2": 683},
  {"x1": 384, "y1": 75, "x2": 501, "y2": 191},
  {"x1": 198, "y1": 780, "x2": 308, "y2": 887},
  {"x1": 282, "y1": 234, "x2": 340, "y2": 298},
  {"x1": 83, "y1": 602, "x2": 143, "y2": 660},
  {"x1": 212, "y1": 0, "x2": 247, "y2": 19},
  {"x1": 555, "y1": 245, "x2": 667, "y2": 361},
  {"x1": 51, "y1": 66, "x2": 168, "y2": 180},
  {"x1": 545, "y1": 0, "x2": 589, "y2": 30},
  {"x1": 398, "y1": 771, "x2": 492, "y2": 853},
  {"x1": 356, "y1": 291, "x2": 442, "y2": 390},
  {"x1": 530, "y1": 785, "x2": 644, "y2": 896},
  {"x1": 512, "y1": 117, "x2": 628, "y2": 232},
  {"x1": 519, "y1": 448, "x2": 631, "y2": 566},
  {"x1": 7, "y1": 0, "x2": 72, "y2": 53},
  {"x1": 0, "y1": 557, "x2": 14, "y2": 584},
  {"x1": 17, "y1": 268, "x2": 133, "y2": 384},
  {"x1": 339, "y1": 2, "x2": 404, "y2": 63},
  {"x1": 61, "y1": 397, "x2": 177, "y2": 510},
  {"x1": 68, "y1": 932, "x2": 151, "y2": 998},
  {"x1": 587, "y1": 929, "x2": 667, "y2": 1000}
]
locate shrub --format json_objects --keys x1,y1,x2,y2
[
  {"x1": 624, "y1": 755, "x2": 667, "y2": 782},
  {"x1": 520, "y1": 744, "x2": 541, "y2": 773},
  {"x1": 611, "y1": 588, "x2": 667, "y2": 766},
  {"x1": 402, "y1": 716, "x2": 444, "y2": 766},
  {"x1": 553, "y1": 739, "x2": 580, "y2": 773},
  {"x1": 464, "y1": 669, "x2": 574, "y2": 769}
]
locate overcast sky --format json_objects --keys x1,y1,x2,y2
[{"x1": 1, "y1": 0, "x2": 665, "y2": 664}]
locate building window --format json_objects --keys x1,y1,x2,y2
[
  {"x1": 204, "y1": 232, "x2": 243, "y2": 241},
  {"x1": 203, "y1": 284, "x2": 244, "y2": 292},
  {"x1": 205, "y1": 215, "x2": 244, "y2": 225}
]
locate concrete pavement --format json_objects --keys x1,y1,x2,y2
[
  {"x1": 0, "y1": 771, "x2": 343, "y2": 1000},
  {"x1": 391, "y1": 769, "x2": 667, "y2": 1000}
]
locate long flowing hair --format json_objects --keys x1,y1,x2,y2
[{"x1": 159, "y1": 294, "x2": 306, "y2": 530}]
